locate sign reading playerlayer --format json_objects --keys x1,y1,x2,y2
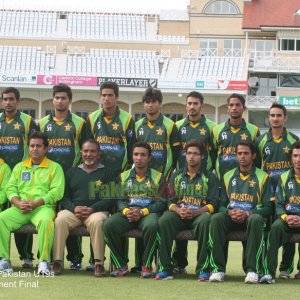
[
  {"x1": 279, "y1": 96, "x2": 300, "y2": 107},
  {"x1": 37, "y1": 75, "x2": 97, "y2": 86},
  {"x1": 97, "y1": 77, "x2": 157, "y2": 88},
  {"x1": 0, "y1": 74, "x2": 36, "y2": 84}
]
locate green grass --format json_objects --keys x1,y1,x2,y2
[{"x1": 1, "y1": 236, "x2": 300, "y2": 300}]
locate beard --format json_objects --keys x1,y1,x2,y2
[{"x1": 84, "y1": 159, "x2": 97, "y2": 166}]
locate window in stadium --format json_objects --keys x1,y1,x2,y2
[
  {"x1": 204, "y1": 0, "x2": 239, "y2": 15},
  {"x1": 134, "y1": 113, "x2": 146, "y2": 122},
  {"x1": 250, "y1": 40, "x2": 275, "y2": 58},
  {"x1": 75, "y1": 111, "x2": 89, "y2": 120},
  {"x1": 224, "y1": 39, "x2": 242, "y2": 57},
  {"x1": 199, "y1": 39, "x2": 217, "y2": 56},
  {"x1": 279, "y1": 39, "x2": 300, "y2": 51},
  {"x1": 45, "y1": 109, "x2": 55, "y2": 116},
  {"x1": 164, "y1": 114, "x2": 184, "y2": 122}
]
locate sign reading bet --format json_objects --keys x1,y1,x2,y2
[{"x1": 279, "y1": 96, "x2": 300, "y2": 107}]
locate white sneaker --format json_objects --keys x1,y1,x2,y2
[
  {"x1": 0, "y1": 259, "x2": 13, "y2": 273},
  {"x1": 245, "y1": 272, "x2": 258, "y2": 283},
  {"x1": 260, "y1": 274, "x2": 275, "y2": 284},
  {"x1": 209, "y1": 272, "x2": 225, "y2": 282},
  {"x1": 279, "y1": 271, "x2": 290, "y2": 279},
  {"x1": 37, "y1": 261, "x2": 50, "y2": 275}
]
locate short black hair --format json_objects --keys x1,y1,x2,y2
[
  {"x1": 237, "y1": 141, "x2": 255, "y2": 154},
  {"x1": 28, "y1": 131, "x2": 49, "y2": 148},
  {"x1": 100, "y1": 81, "x2": 119, "y2": 97},
  {"x1": 82, "y1": 139, "x2": 100, "y2": 151},
  {"x1": 186, "y1": 91, "x2": 204, "y2": 105},
  {"x1": 1, "y1": 87, "x2": 20, "y2": 101},
  {"x1": 227, "y1": 93, "x2": 246, "y2": 107},
  {"x1": 292, "y1": 141, "x2": 300, "y2": 154},
  {"x1": 132, "y1": 141, "x2": 152, "y2": 157},
  {"x1": 53, "y1": 83, "x2": 72, "y2": 100},
  {"x1": 269, "y1": 102, "x2": 287, "y2": 117},
  {"x1": 142, "y1": 87, "x2": 163, "y2": 104},
  {"x1": 185, "y1": 139, "x2": 205, "y2": 155}
]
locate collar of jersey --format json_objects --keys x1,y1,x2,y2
[
  {"x1": 100, "y1": 106, "x2": 120, "y2": 120},
  {"x1": 266, "y1": 127, "x2": 287, "y2": 141},
  {"x1": 182, "y1": 114, "x2": 206, "y2": 127},
  {"x1": 143, "y1": 113, "x2": 163, "y2": 125},
  {"x1": 49, "y1": 111, "x2": 72, "y2": 122},
  {"x1": 22, "y1": 157, "x2": 49, "y2": 168},
  {"x1": 182, "y1": 165, "x2": 204, "y2": 178},
  {"x1": 0, "y1": 110, "x2": 21, "y2": 122},
  {"x1": 128, "y1": 167, "x2": 151, "y2": 179},
  {"x1": 224, "y1": 119, "x2": 246, "y2": 130}
]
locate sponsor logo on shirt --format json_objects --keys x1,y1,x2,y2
[
  {"x1": 48, "y1": 146, "x2": 71, "y2": 154},
  {"x1": 22, "y1": 172, "x2": 31, "y2": 181}
]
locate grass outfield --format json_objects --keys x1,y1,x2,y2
[{"x1": 1, "y1": 236, "x2": 300, "y2": 300}]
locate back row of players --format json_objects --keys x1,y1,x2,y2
[{"x1": 0, "y1": 82, "x2": 298, "y2": 283}]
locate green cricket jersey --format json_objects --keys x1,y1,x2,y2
[
  {"x1": 176, "y1": 115, "x2": 216, "y2": 170},
  {"x1": 135, "y1": 114, "x2": 180, "y2": 178},
  {"x1": 213, "y1": 119, "x2": 260, "y2": 179},
  {"x1": 118, "y1": 167, "x2": 166, "y2": 216},
  {"x1": 255, "y1": 128, "x2": 298, "y2": 191},
  {"x1": 168, "y1": 167, "x2": 219, "y2": 213},
  {"x1": 0, "y1": 111, "x2": 37, "y2": 169},
  {"x1": 61, "y1": 163, "x2": 116, "y2": 213},
  {"x1": 219, "y1": 166, "x2": 272, "y2": 218},
  {"x1": 0, "y1": 158, "x2": 11, "y2": 210},
  {"x1": 87, "y1": 107, "x2": 135, "y2": 173},
  {"x1": 38, "y1": 111, "x2": 86, "y2": 173},
  {"x1": 276, "y1": 169, "x2": 300, "y2": 218}
]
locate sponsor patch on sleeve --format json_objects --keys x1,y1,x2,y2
[{"x1": 22, "y1": 172, "x2": 31, "y2": 181}]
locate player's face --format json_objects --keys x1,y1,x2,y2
[
  {"x1": 227, "y1": 98, "x2": 245, "y2": 119},
  {"x1": 186, "y1": 97, "x2": 202, "y2": 118},
  {"x1": 292, "y1": 148, "x2": 300, "y2": 170},
  {"x1": 29, "y1": 138, "x2": 47, "y2": 163},
  {"x1": 101, "y1": 88, "x2": 118, "y2": 111},
  {"x1": 133, "y1": 147, "x2": 151, "y2": 169},
  {"x1": 2, "y1": 92, "x2": 18, "y2": 114},
  {"x1": 81, "y1": 142, "x2": 100, "y2": 167},
  {"x1": 53, "y1": 92, "x2": 71, "y2": 112},
  {"x1": 269, "y1": 107, "x2": 287, "y2": 129},
  {"x1": 237, "y1": 145, "x2": 255, "y2": 169},
  {"x1": 144, "y1": 99, "x2": 161, "y2": 116},
  {"x1": 186, "y1": 146, "x2": 203, "y2": 168}
]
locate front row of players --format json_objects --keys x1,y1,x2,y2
[{"x1": 0, "y1": 132, "x2": 299, "y2": 284}]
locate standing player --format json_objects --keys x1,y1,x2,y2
[
  {"x1": 260, "y1": 141, "x2": 300, "y2": 283},
  {"x1": 0, "y1": 87, "x2": 37, "y2": 268},
  {"x1": 173, "y1": 91, "x2": 216, "y2": 273},
  {"x1": 255, "y1": 102, "x2": 299, "y2": 279},
  {"x1": 0, "y1": 158, "x2": 11, "y2": 212},
  {"x1": 87, "y1": 81, "x2": 135, "y2": 174},
  {"x1": 134, "y1": 87, "x2": 180, "y2": 272},
  {"x1": 39, "y1": 83, "x2": 87, "y2": 270},
  {"x1": 155, "y1": 140, "x2": 219, "y2": 281},
  {"x1": 213, "y1": 93, "x2": 260, "y2": 180},
  {"x1": 209, "y1": 141, "x2": 272, "y2": 283}
]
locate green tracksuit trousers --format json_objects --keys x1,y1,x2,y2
[
  {"x1": 209, "y1": 212, "x2": 265, "y2": 273},
  {"x1": 158, "y1": 211, "x2": 211, "y2": 274},
  {"x1": 0, "y1": 206, "x2": 56, "y2": 261},
  {"x1": 263, "y1": 218, "x2": 300, "y2": 277},
  {"x1": 103, "y1": 212, "x2": 159, "y2": 269}
]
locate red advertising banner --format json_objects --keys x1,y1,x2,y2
[
  {"x1": 37, "y1": 75, "x2": 98, "y2": 86},
  {"x1": 218, "y1": 80, "x2": 248, "y2": 91}
]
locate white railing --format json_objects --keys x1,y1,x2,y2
[
  {"x1": 246, "y1": 96, "x2": 277, "y2": 107},
  {"x1": 253, "y1": 55, "x2": 300, "y2": 72}
]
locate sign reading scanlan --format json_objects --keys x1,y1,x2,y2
[{"x1": 97, "y1": 77, "x2": 157, "y2": 88}]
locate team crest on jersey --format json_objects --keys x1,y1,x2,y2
[
  {"x1": 112, "y1": 122, "x2": 119, "y2": 130},
  {"x1": 181, "y1": 127, "x2": 186, "y2": 135},
  {"x1": 195, "y1": 183, "x2": 202, "y2": 191},
  {"x1": 240, "y1": 133, "x2": 248, "y2": 140},
  {"x1": 265, "y1": 147, "x2": 271, "y2": 155},
  {"x1": 145, "y1": 180, "x2": 151, "y2": 188},
  {"x1": 46, "y1": 124, "x2": 52, "y2": 131},
  {"x1": 97, "y1": 122, "x2": 101, "y2": 129},
  {"x1": 249, "y1": 179, "x2": 256, "y2": 188},
  {"x1": 288, "y1": 181, "x2": 294, "y2": 190},
  {"x1": 199, "y1": 128, "x2": 206, "y2": 135},
  {"x1": 180, "y1": 181, "x2": 186, "y2": 189},
  {"x1": 232, "y1": 178, "x2": 236, "y2": 187},
  {"x1": 65, "y1": 124, "x2": 72, "y2": 131},
  {"x1": 221, "y1": 132, "x2": 227, "y2": 140},
  {"x1": 14, "y1": 122, "x2": 21, "y2": 130},
  {"x1": 22, "y1": 172, "x2": 30, "y2": 181},
  {"x1": 127, "y1": 129, "x2": 133, "y2": 137},
  {"x1": 138, "y1": 128, "x2": 144, "y2": 136},
  {"x1": 156, "y1": 128, "x2": 164, "y2": 135},
  {"x1": 283, "y1": 146, "x2": 290, "y2": 154},
  {"x1": 127, "y1": 179, "x2": 133, "y2": 188}
]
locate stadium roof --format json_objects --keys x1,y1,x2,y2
[{"x1": 243, "y1": 0, "x2": 300, "y2": 30}]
